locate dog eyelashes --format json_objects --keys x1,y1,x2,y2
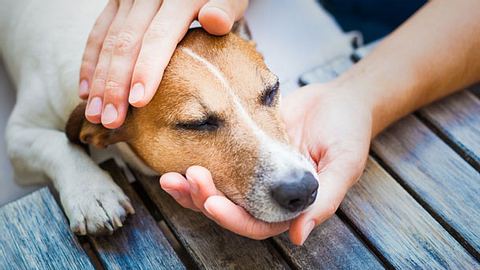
[
  {"x1": 176, "y1": 115, "x2": 221, "y2": 132},
  {"x1": 261, "y1": 80, "x2": 280, "y2": 107}
]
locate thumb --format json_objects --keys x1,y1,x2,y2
[
  {"x1": 289, "y1": 167, "x2": 353, "y2": 245},
  {"x1": 198, "y1": 0, "x2": 249, "y2": 35}
]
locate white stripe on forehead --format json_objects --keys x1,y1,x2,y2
[
  {"x1": 180, "y1": 47, "x2": 231, "y2": 92},
  {"x1": 180, "y1": 47, "x2": 260, "y2": 133}
]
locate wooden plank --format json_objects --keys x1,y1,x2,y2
[
  {"x1": 372, "y1": 115, "x2": 480, "y2": 258},
  {"x1": 134, "y1": 171, "x2": 290, "y2": 270},
  {"x1": 89, "y1": 160, "x2": 185, "y2": 270},
  {"x1": 274, "y1": 215, "x2": 384, "y2": 269},
  {"x1": 340, "y1": 157, "x2": 479, "y2": 269},
  {"x1": 418, "y1": 90, "x2": 480, "y2": 167},
  {"x1": 0, "y1": 188, "x2": 95, "y2": 269}
]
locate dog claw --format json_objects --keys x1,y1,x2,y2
[
  {"x1": 104, "y1": 221, "x2": 114, "y2": 234},
  {"x1": 113, "y1": 216, "x2": 123, "y2": 228},
  {"x1": 121, "y1": 199, "x2": 135, "y2": 215}
]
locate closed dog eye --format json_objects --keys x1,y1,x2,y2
[
  {"x1": 260, "y1": 80, "x2": 280, "y2": 107},
  {"x1": 176, "y1": 115, "x2": 222, "y2": 132}
]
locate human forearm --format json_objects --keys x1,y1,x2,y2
[{"x1": 333, "y1": 0, "x2": 480, "y2": 137}]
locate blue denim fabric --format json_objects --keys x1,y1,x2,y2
[{"x1": 320, "y1": 0, "x2": 427, "y2": 42}]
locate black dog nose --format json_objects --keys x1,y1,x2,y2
[{"x1": 271, "y1": 172, "x2": 319, "y2": 212}]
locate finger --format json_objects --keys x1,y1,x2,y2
[
  {"x1": 85, "y1": 0, "x2": 133, "y2": 124},
  {"x1": 185, "y1": 166, "x2": 220, "y2": 211},
  {"x1": 101, "y1": 0, "x2": 161, "y2": 128},
  {"x1": 289, "y1": 169, "x2": 352, "y2": 245},
  {"x1": 79, "y1": 0, "x2": 118, "y2": 99},
  {"x1": 129, "y1": 0, "x2": 206, "y2": 108},
  {"x1": 198, "y1": 0, "x2": 249, "y2": 35},
  {"x1": 204, "y1": 196, "x2": 289, "y2": 240},
  {"x1": 160, "y1": 172, "x2": 199, "y2": 211}
]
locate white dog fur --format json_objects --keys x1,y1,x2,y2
[{"x1": 0, "y1": 0, "x2": 135, "y2": 235}]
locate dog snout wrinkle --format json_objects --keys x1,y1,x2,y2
[{"x1": 271, "y1": 172, "x2": 318, "y2": 212}]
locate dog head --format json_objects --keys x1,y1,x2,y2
[{"x1": 67, "y1": 28, "x2": 318, "y2": 222}]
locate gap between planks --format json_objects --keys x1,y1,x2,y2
[{"x1": 370, "y1": 151, "x2": 480, "y2": 261}]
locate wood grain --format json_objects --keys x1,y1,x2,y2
[
  {"x1": 373, "y1": 115, "x2": 480, "y2": 258},
  {"x1": 89, "y1": 160, "x2": 185, "y2": 270},
  {"x1": 133, "y1": 170, "x2": 290, "y2": 270},
  {"x1": 274, "y1": 215, "x2": 384, "y2": 269},
  {"x1": 0, "y1": 188, "x2": 95, "y2": 270},
  {"x1": 418, "y1": 90, "x2": 480, "y2": 167},
  {"x1": 340, "y1": 157, "x2": 479, "y2": 269}
]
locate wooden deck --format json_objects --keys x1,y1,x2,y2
[{"x1": 1, "y1": 85, "x2": 479, "y2": 269}]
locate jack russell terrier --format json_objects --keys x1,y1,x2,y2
[{"x1": 1, "y1": 0, "x2": 318, "y2": 236}]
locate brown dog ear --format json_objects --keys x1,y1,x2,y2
[
  {"x1": 65, "y1": 102, "x2": 127, "y2": 148},
  {"x1": 232, "y1": 18, "x2": 253, "y2": 41}
]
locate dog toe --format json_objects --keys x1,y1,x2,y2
[{"x1": 62, "y1": 182, "x2": 134, "y2": 236}]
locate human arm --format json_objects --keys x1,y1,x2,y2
[{"x1": 160, "y1": 0, "x2": 480, "y2": 245}]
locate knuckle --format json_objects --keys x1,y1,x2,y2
[
  {"x1": 105, "y1": 79, "x2": 124, "y2": 92},
  {"x1": 134, "y1": 59, "x2": 155, "y2": 74},
  {"x1": 91, "y1": 75, "x2": 107, "y2": 90},
  {"x1": 325, "y1": 202, "x2": 339, "y2": 217},
  {"x1": 102, "y1": 35, "x2": 117, "y2": 51},
  {"x1": 114, "y1": 30, "x2": 138, "y2": 55},
  {"x1": 145, "y1": 21, "x2": 171, "y2": 41},
  {"x1": 244, "y1": 220, "x2": 266, "y2": 240},
  {"x1": 86, "y1": 31, "x2": 102, "y2": 48},
  {"x1": 93, "y1": 67, "x2": 108, "y2": 80},
  {"x1": 80, "y1": 61, "x2": 96, "y2": 76}
]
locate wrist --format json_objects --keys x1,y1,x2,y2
[{"x1": 329, "y1": 60, "x2": 421, "y2": 137}]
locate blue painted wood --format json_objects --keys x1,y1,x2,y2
[
  {"x1": 0, "y1": 188, "x2": 95, "y2": 269},
  {"x1": 341, "y1": 157, "x2": 479, "y2": 269},
  {"x1": 91, "y1": 160, "x2": 185, "y2": 270},
  {"x1": 373, "y1": 115, "x2": 480, "y2": 258},
  {"x1": 418, "y1": 90, "x2": 480, "y2": 168},
  {"x1": 134, "y1": 170, "x2": 290, "y2": 270},
  {"x1": 275, "y1": 215, "x2": 384, "y2": 269}
]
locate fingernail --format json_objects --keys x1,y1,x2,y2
[
  {"x1": 203, "y1": 200, "x2": 213, "y2": 215},
  {"x1": 102, "y1": 103, "x2": 118, "y2": 124},
  {"x1": 86, "y1": 97, "x2": 102, "y2": 116},
  {"x1": 186, "y1": 175, "x2": 198, "y2": 193},
  {"x1": 300, "y1": 220, "x2": 315, "y2": 245},
  {"x1": 129, "y1": 83, "x2": 144, "y2": 104},
  {"x1": 164, "y1": 189, "x2": 181, "y2": 200},
  {"x1": 79, "y1": 80, "x2": 89, "y2": 96}
]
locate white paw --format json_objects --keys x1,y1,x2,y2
[{"x1": 60, "y1": 173, "x2": 135, "y2": 236}]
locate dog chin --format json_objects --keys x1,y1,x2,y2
[
  {"x1": 249, "y1": 207, "x2": 302, "y2": 223},
  {"x1": 241, "y1": 192, "x2": 304, "y2": 223}
]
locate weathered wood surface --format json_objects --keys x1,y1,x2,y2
[
  {"x1": 90, "y1": 160, "x2": 185, "y2": 270},
  {"x1": 340, "y1": 157, "x2": 479, "y2": 269},
  {"x1": 274, "y1": 215, "x2": 383, "y2": 270},
  {"x1": 372, "y1": 115, "x2": 480, "y2": 258},
  {"x1": 0, "y1": 188, "x2": 95, "y2": 270},
  {"x1": 134, "y1": 170, "x2": 290, "y2": 270},
  {"x1": 418, "y1": 90, "x2": 480, "y2": 167}
]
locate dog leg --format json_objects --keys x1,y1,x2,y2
[{"x1": 6, "y1": 117, "x2": 134, "y2": 235}]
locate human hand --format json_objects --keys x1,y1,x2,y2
[
  {"x1": 280, "y1": 82, "x2": 372, "y2": 244},
  {"x1": 80, "y1": 0, "x2": 248, "y2": 129},
  {"x1": 160, "y1": 166, "x2": 290, "y2": 240}
]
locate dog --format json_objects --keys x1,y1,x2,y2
[{"x1": 1, "y1": 0, "x2": 318, "y2": 236}]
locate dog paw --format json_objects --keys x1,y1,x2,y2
[{"x1": 61, "y1": 175, "x2": 135, "y2": 236}]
